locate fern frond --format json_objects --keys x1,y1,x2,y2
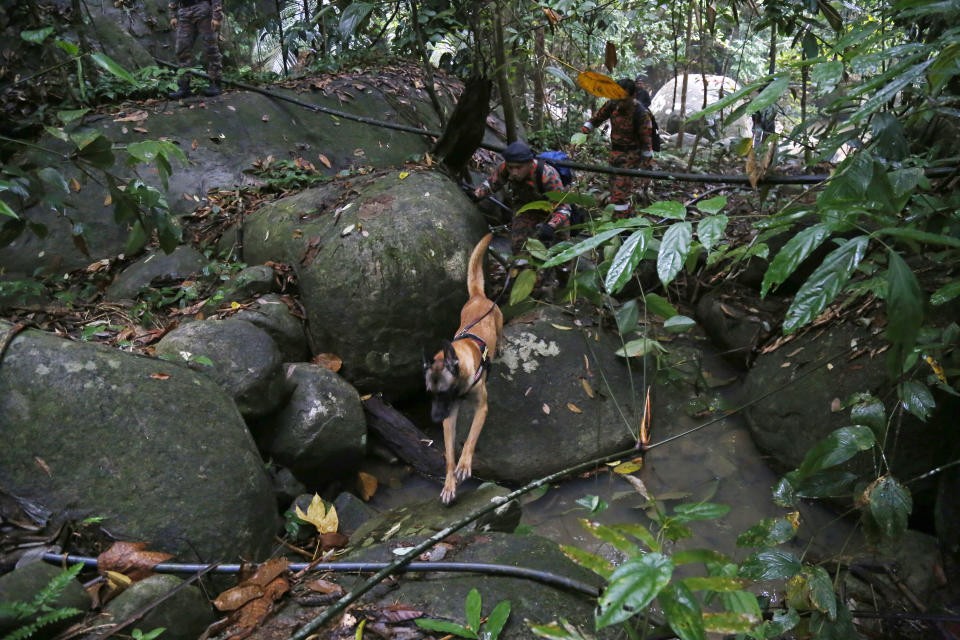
[
  {"x1": 0, "y1": 602, "x2": 35, "y2": 620},
  {"x1": 32, "y1": 564, "x2": 83, "y2": 608},
  {"x1": 1, "y1": 608, "x2": 82, "y2": 640}
]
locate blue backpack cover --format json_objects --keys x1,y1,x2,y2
[{"x1": 536, "y1": 151, "x2": 574, "y2": 187}]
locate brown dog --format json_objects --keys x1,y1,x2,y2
[{"x1": 424, "y1": 233, "x2": 503, "y2": 504}]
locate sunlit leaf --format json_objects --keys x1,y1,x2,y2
[
  {"x1": 541, "y1": 228, "x2": 625, "y2": 268},
  {"x1": 614, "y1": 338, "x2": 667, "y2": 358},
  {"x1": 657, "y1": 222, "x2": 693, "y2": 285},
  {"x1": 295, "y1": 493, "x2": 339, "y2": 534},
  {"x1": 21, "y1": 27, "x2": 55, "y2": 43},
  {"x1": 90, "y1": 52, "x2": 138, "y2": 86},
  {"x1": 561, "y1": 544, "x2": 613, "y2": 578},
  {"x1": 761, "y1": 223, "x2": 832, "y2": 297},
  {"x1": 697, "y1": 215, "x2": 728, "y2": 252},
  {"x1": 577, "y1": 71, "x2": 628, "y2": 99},
  {"x1": 604, "y1": 228, "x2": 649, "y2": 293},
  {"x1": 642, "y1": 200, "x2": 687, "y2": 220},
  {"x1": 664, "y1": 315, "x2": 695, "y2": 333},
  {"x1": 597, "y1": 553, "x2": 674, "y2": 628},
  {"x1": 510, "y1": 268, "x2": 536, "y2": 305}
]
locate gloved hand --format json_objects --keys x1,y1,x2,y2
[
  {"x1": 536, "y1": 223, "x2": 555, "y2": 242},
  {"x1": 581, "y1": 125, "x2": 590, "y2": 134}
]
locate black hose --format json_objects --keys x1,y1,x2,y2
[{"x1": 41, "y1": 552, "x2": 600, "y2": 597}]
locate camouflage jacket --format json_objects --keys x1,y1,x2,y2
[
  {"x1": 169, "y1": 0, "x2": 223, "y2": 21},
  {"x1": 476, "y1": 159, "x2": 571, "y2": 229},
  {"x1": 584, "y1": 98, "x2": 653, "y2": 155}
]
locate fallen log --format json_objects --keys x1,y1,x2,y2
[{"x1": 362, "y1": 394, "x2": 445, "y2": 478}]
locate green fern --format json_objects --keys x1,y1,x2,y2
[{"x1": 1, "y1": 564, "x2": 85, "y2": 640}]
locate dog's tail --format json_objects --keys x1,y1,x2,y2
[{"x1": 467, "y1": 233, "x2": 492, "y2": 298}]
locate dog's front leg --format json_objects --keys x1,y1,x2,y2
[
  {"x1": 455, "y1": 383, "x2": 487, "y2": 483},
  {"x1": 440, "y1": 403, "x2": 461, "y2": 505}
]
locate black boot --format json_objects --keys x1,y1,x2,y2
[
  {"x1": 168, "y1": 78, "x2": 191, "y2": 99},
  {"x1": 202, "y1": 81, "x2": 221, "y2": 97}
]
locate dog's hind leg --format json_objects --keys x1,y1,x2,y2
[
  {"x1": 455, "y1": 383, "x2": 488, "y2": 483},
  {"x1": 440, "y1": 403, "x2": 461, "y2": 505}
]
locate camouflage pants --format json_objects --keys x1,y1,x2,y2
[
  {"x1": 609, "y1": 149, "x2": 653, "y2": 219},
  {"x1": 511, "y1": 209, "x2": 569, "y2": 254},
  {"x1": 175, "y1": 2, "x2": 222, "y2": 80}
]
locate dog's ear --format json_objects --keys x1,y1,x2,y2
[{"x1": 441, "y1": 339, "x2": 459, "y2": 370}]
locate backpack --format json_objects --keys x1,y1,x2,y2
[
  {"x1": 535, "y1": 152, "x2": 586, "y2": 226},
  {"x1": 634, "y1": 103, "x2": 662, "y2": 152}
]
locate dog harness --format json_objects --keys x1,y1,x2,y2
[{"x1": 453, "y1": 331, "x2": 491, "y2": 393}]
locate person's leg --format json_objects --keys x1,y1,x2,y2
[
  {"x1": 169, "y1": 7, "x2": 199, "y2": 98},
  {"x1": 197, "y1": 3, "x2": 223, "y2": 95},
  {"x1": 608, "y1": 150, "x2": 636, "y2": 220}
]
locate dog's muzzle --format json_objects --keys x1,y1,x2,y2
[{"x1": 430, "y1": 389, "x2": 458, "y2": 422}]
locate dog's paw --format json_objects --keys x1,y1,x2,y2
[
  {"x1": 454, "y1": 463, "x2": 472, "y2": 483},
  {"x1": 440, "y1": 484, "x2": 457, "y2": 505}
]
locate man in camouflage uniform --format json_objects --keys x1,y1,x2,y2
[
  {"x1": 581, "y1": 78, "x2": 654, "y2": 219},
  {"x1": 168, "y1": 0, "x2": 223, "y2": 98},
  {"x1": 473, "y1": 141, "x2": 571, "y2": 254}
]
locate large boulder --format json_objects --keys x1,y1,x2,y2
[
  {"x1": 102, "y1": 574, "x2": 215, "y2": 640},
  {"x1": 0, "y1": 561, "x2": 90, "y2": 634},
  {"x1": 650, "y1": 75, "x2": 752, "y2": 140},
  {"x1": 243, "y1": 168, "x2": 489, "y2": 395},
  {"x1": 0, "y1": 320, "x2": 278, "y2": 562},
  {"x1": 234, "y1": 294, "x2": 309, "y2": 363},
  {"x1": 0, "y1": 69, "x2": 452, "y2": 279}
]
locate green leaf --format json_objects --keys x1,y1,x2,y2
[
  {"x1": 642, "y1": 200, "x2": 687, "y2": 220},
  {"x1": 615, "y1": 299, "x2": 639, "y2": 334},
  {"x1": 581, "y1": 520, "x2": 640, "y2": 555},
  {"x1": 755, "y1": 608, "x2": 800, "y2": 638},
  {"x1": 614, "y1": 338, "x2": 667, "y2": 358},
  {"x1": 772, "y1": 478, "x2": 797, "y2": 507},
  {"x1": 57, "y1": 108, "x2": 90, "y2": 124},
  {"x1": 90, "y1": 52, "x2": 139, "y2": 86},
  {"x1": 37, "y1": 167, "x2": 69, "y2": 195},
  {"x1": 0, "y1": 200, "x2": 18, "y2": 219},
  {"x1": 928, "y1": 42, "x2": 960, "y2": 94},
  {"x1": 874, "y1": 227, "x2": 960, "y2": 249},
  {"x1": 789, "y1": 468, "x2": 858, "y2": 498},
  {"x1": 125, "y1": 220, "x2": 149, "y2": 255},
  {"x1": 484, "y1": 601, "x2": 511, "y2": 640},
  {"x1": 672, "y1": 549, "x2": 729, "y2": 565},
  {"x1": 804, "y1": 566, "x2": 838, "y2": 619},
  {"x1": 738, "y1": 549, "x2": 802, "y2": 581},
  {"x1": 541, "y1": 228, "x2": 624, "y2": 268},
  {"x1": 560, "y1": 545, "x2": 613, "y2": 578},
  {"x1": 686, "y1": 78, "x2": 766, "y2": 123},
  {"x1": 899, "y1": 380, "x2": 935, "y2": 421},
  {"x1": 546, "y1": 65, "x2": 575, "y2": 88},
  {"x1": 850, "y1": 395, "x2": 886, "y2": 439},
  {"x1": 796, "y1": 426, "x2": 875, "y2": 478},
  {"x1": 761, "y1": 223, "x2": 832, "y2": 297},
  {"x1": 701, "y1": 612, "x2": 758, "y2": 634},
  {"x1": 812, "y1": 60, "x2": 844, "y2": 92},
  {"x1": 672, "y1": 502, "x2": 730, "y2": 522},
  {"x1": 851, "y1": 59, "x2": 934, "y2": 123},
  {"x1": 931, "y1": 279, "x2": 960, "y2": 306},
  {"x1": 528, "y1": 619, "x2": 591, "y2": 640},
  {"x1": 864, "y1": 475, "x2": 912, "y2": 539},
  {"x1": 466, "y1": 588, "x2": 482, "y2": 632},
  {"x1": 657, "y1": 222, "x2": 693, "y2": 286},
  {"x1": 782, "y1": 236, "x2": 869, "y2": 334},
  {"x1": 664, "y1": 315, "x2": 695, "y2": 333},
  {"x1": 517, "y1": 200, "x2": 554, "y2": 213},
  {"x1": 658, "y1": 582, "x2": 705, "y2": 640},
  {"x1": 743, "y1": 76, "x2": 790, "y2": 118},
  {"x1": 697, "y1": 215, "x2": 728, "y2": 252},
  {"x1": 21, "y1": 27, "x2": 55, "y2": 43},
  {"x1": 339, "y1": 1, "x2": 374, "y2": 38},
  {"x1": 696, "y1": 196, "x2": 727, "y2": 215},
  {"x1": 509, "y1": 269, "x2": 536, "y2": 306},
  {"x1": 415, "y1": 618, "x2": 477, "y2": 638},
  {"x1": 604, "y1": 229, "x2": 649, "y2": 293},
  {"x1": 76, "y1": 135, "x2": 116, "y2": 169},
  {"x1": 642, "y1": 293, "x2": 678, "y2": 318},
  {"x1": 610, "y1": 522, "x2": 661, "y2": 553},
  {"x1": 818, "y1": 0, "x2": 844, "y2": 31},
  {"x1": 596, "y1": 553, "x2": 674, "y2": 628},
  {"x1": 681, "y1": 576, "x2": 747, "y2": 592},
  {"x1": 885, "y1": 249, "x2": 923, "y2": 377},
  {"x1": 736, "y1": 516, "x2": 798, "y2": 548},
  {"x1": 54, "y1": 39, "x2": 79, "y2": 55}
]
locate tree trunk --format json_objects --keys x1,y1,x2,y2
[
  {"x1": 493, "y1": 2, "x2": 518, "y2": 143},
  {"x1": 408, "y1": 0, "x2": 446, "y2": 127},
  {"x1": 676, "y1": 0, "x2": 694, "y2": 149},
  {"x1": 532, "y1": 25, "x2": 546, "y2": 134},
  {"x1": 275, "y1": 0, "x2": 288, "y2": 75}
]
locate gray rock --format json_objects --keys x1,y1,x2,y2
[
  {"x1": 222, "y1": 265, "x2": 276, "y2": 303},
  {"x1": 349, "y1": 484, "x2": 520, "y2": 547},
  {"x1": 650, "y1": 74, "x2": 752, "y2": 139},
  {"x1": 105, "y1": 245, "x2": 208, "y2": 301},
  {"x1": 243, "y1": 169, "x2": 488, "y2": 395},
  {"x1": 333, "y1": 491, "x2": 377, "y2": 535},
  {"x1": 234, "y1": 294, "x2": 309, "y2": 362},
  {"x1": 269, "y1": 466, "x2": 307, "y2": 508},
  {"x1": 103, "y1": 575, "x2": 215, "y2": 640},
  {"x1": 695, "y1": 282, "x2": 784, "y2": 368},
  {"x1": 258, "y1": 363, "x2": 366, "y2": 486},
  {"x1": 155, "y1": 317, "x2": 288, "y2": 419},
  {"x1": 0, "y1": 561, "x2": 89, "y2": 634},
  {"x1": 0, "y1": 320, "x2": 278, "y2": 562}
]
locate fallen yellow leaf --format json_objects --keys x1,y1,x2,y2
[
  {"x1": 551, "y1": 323, "x2": 572, "y2": 330},
  {"x1": 613, "y1": 459, "x2": 643, "y2": 474},
  {"x1": 567, "y1": 403, "x2": 582, "y2": 414},
  {"x1": 580, "y1": 378, "x2": 594, "y2": 398},
  {"x1": 317, "y1": 153, "x2": 331, "y2": 168},
  {"x1": 295, "y1": 493, "x2": 339, "y2": 534},
  {"x1": 357, "y1": 471, "x2": 377, "y2": 501},
  {"x1": 398, "y1": 171, "x2": 409, "y2": 179},
  {"x1": 69, "y1": 178, "x2": 81, "y2": 192}
]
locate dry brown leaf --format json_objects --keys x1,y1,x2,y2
[
  {"x1": 103, "y1": 194, "x2": 112, "y2": 206},
  {"x1": 317, "y1": 153, "x2": 331, "y2": 168},
  {"x1": 541, "y1": 7, "x2": 560, "y2": 23},
  {"x1": 357, "y1": 471, "x2": 378, "y2": 501},
  {"x1": 150, "y1": 372, "x2": 169, "y2": 380},
  {"x1": 620, "y1": 472, "x2": 651, "y2": 500},
  {"x1": 69, "y1": 178, "x2": 81, "y2": 192},
  {"x1": 191, "y1": 139, "x2": 199, "y2": 150},
  {"x1": 97, "y1": 541, "x2": 173, "y2": 581},
  {"x1": 295, "y1": 494, "x2": 339, "y2": 534},
  {"x1": 213, "y1": 584, "x2": 263, "y2": 611},
  {"x1": 113, "y1": 110, "x2": 149, "y2": 122},
  {"x1": 567, "y1": 403, "x2": 582, "y2": 414},
  {"x1": 378, "y1": 604, "x2": 425, "y2": 623},
  {"x1": 243, "y1": 557, "x2": 289, "y2": 588},
  {"x1": 581, "y1": 378, "x2": 594, "y2": 398},
  {"x1": 604, "y1": 42, "x2": 618, "y2": 72},
  {"x1": 34, "y1": 457, "x2": 51, "y2": 476},
  {"x1": 305, "y1": 578, "x2": 344, "y2": 595},
  {"x1": 830, "y1": 397, "x2": 843, "y2": 412},
  {"x1": 220, "y1": 576, "x2": 289, "y2": 640},
  {"x1": 318, "y1": 531, "x2": 349, "y2": 551},
  {"x1": 312, "y1": 353, "x2": 342, "y2": 372},
  {"x1": 133, "y1": 127, "x2": 148, "y2": 134},
  {"x1": 542, "y1": 403, "x2": 551, "y2": 415}
]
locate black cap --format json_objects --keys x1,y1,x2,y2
[
  {"x1": 502, "y1": 141, "x2": 534, "y2": 162},
  {"x1": 616, "y1": 78, "x2": 636, "y2": 96}
]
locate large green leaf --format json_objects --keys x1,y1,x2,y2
[
  {"x1": 596, "y1": 553, "x2": 674, "y2": 628},
  {"x1": 681, "y1": 576, "x2": 747, "y2": 592},
  {"x1": 604, "y1": 229, "x2": 649, "y2": 293},
  {"x1": 21, "y1": 27, "x2": 55, "y2": 43},
  {"x1": 57, "y1": 108, "x2": 90, "y2": 124},
  {"x1": 782, "y1": 236, "x2": 869, "y2": 334},
  {"x1": 541, "y1": 228, "x2": 624, "y2": 268},
  {"x1": 874, "y1": 227, "x2": 960, "y2": 249},
  {"x1": 338, "y1": 1, "x2": 374, "y2": 38},
  {"x1": 664, "y1": 315, "x2": 695, "y2": 333},
  {"x1": 761, "y1": 223, "x2": 832, "y2": 297},
  {"x1": 885, "y1": 249, "x2": 923, "y2": 377},
  {"x1": 899, "y1": 380, "x2": 935, "y2": 421},
  {"x1": 614, "y1": 338, "x2": 667, "y2": 358},
  {"x1": 743, "y1": 76, "x2": 791, "y2": 118},
  {"x1": 865, "y1": 475, "x2": 912, "y2": 539},
  {"x1": 560, "y1": 545, "x2": 613, "y2": 578},
  {"x1": 509, "y1": 269, "x2": 536, "y2": 305},
  {"x1": 686, "y1": 78, "x2": 766, "y2": 123},
  {"x1": 611, "y1": 522, "x2": 661, "y2": 552},
  {"x1": 812, "y1": 61, "x2": 843, "y2": 93},
  {"x1": 788, "y1": 469, "x2": 858, "y2": 498},
  {"x1": 696, "y1": 196, "x2": 727, "y2": 215},
  {"x1": 90, "y1": 52, "x2": 138, "y2": 86},
  {"x1": 658, "y1": 582, "x2": 705, "y2": 640},
  {"x1": 545, "y1": 65, "x2": 575, "y2": 88},
  {"x1": 484, "y1": 601, "x2": 511, "y2": 640},
  {"x1": 657, "y1": 222, "x2": 693, "y2": 286},
  {"x1": 76, "y1": 135, "x2": 115, "y2": 170},
  {"x1": 736, "y1": 516, "x2": 798, "y2": 548},
  {"x1": 672, "y1": 502, "x2": 730, "y2": 522},
  {"x1": 580, "y1": 520, "x2": 639, "y2": 555},
  {"x1": 738, "y1": 549, "x2": 802, "y2": 581},
  {"x1": 642, "y1": 293, "x2": 678, "y2": 318},
  {"x1": 796, "y1": 426, "x2": 875, "y2": 478},
  {"x1": 696, "y1": 215, "x2": 727, "y2": 252},
  {"x1": 804, "y1": 566, "x2": 838, "y2": 620},
  {"x1": 931, "y1": 279, "x2": 960, "y2": 306},
  {"x1": 928, "y1": 42, "x2": 960, "y2": 94},
  {"x1": 466, "y1": 588, "x2": 482, "y2": 632},
  {"x1": 851, "y1": 60, "x2": 934, "y2": 122},
  {"x1": 642, "y1": 200, "x2": 687, "y2": 220}
]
